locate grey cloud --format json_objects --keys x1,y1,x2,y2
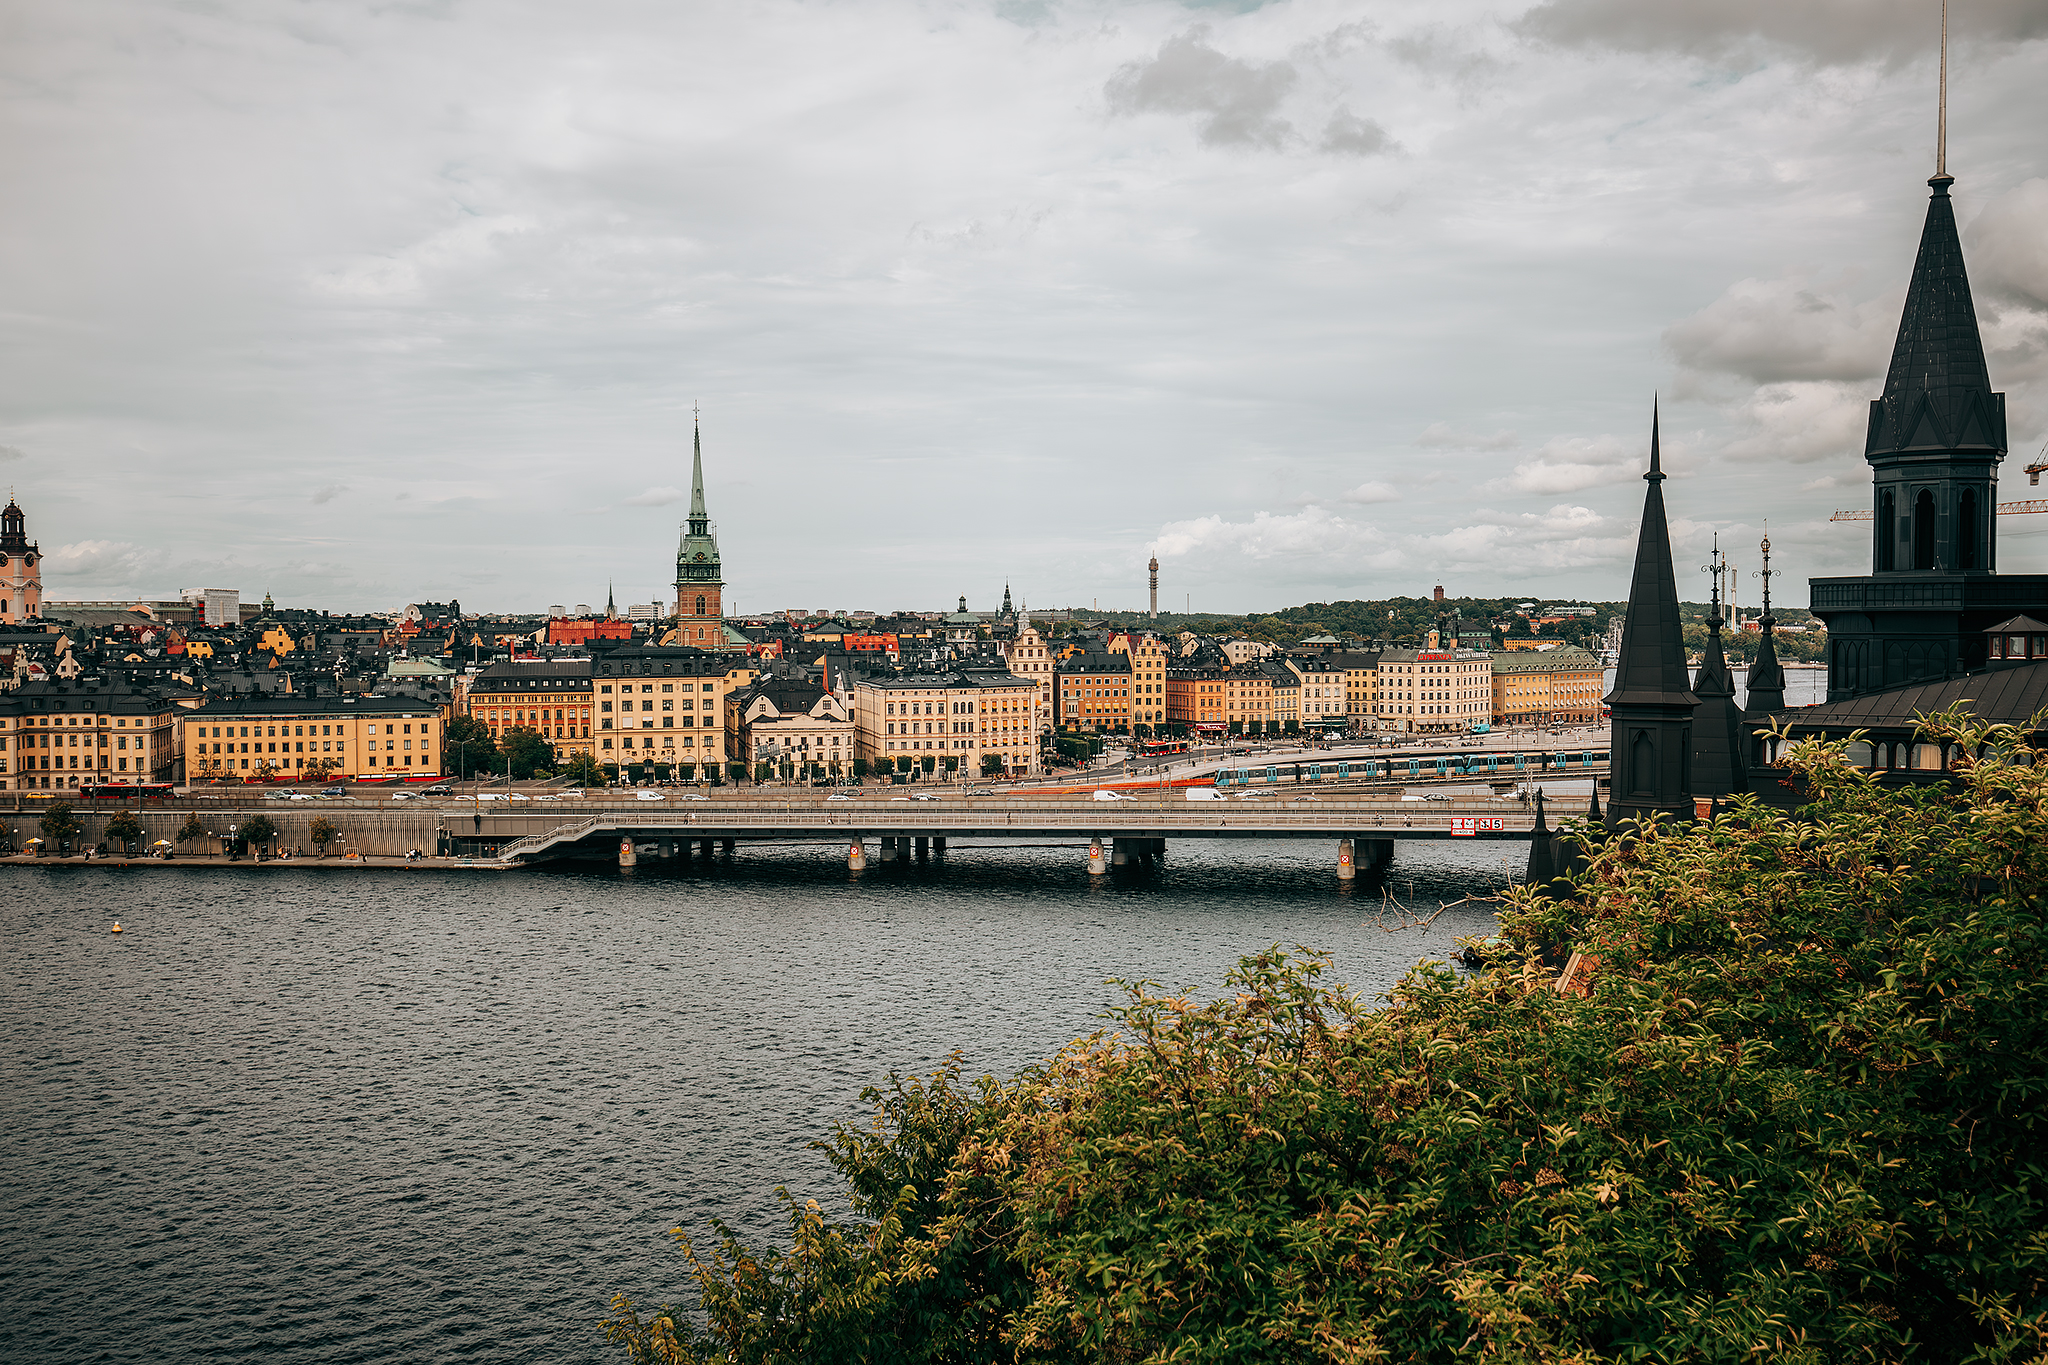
[
  {"x1": 0, "y1": 444, "x2": 24, "y2": 462},
  {"x1": 1105, "y1": 26, "x2": 1298, "y2": 149},
  {"x1": 1664, "y1": 277, "x2": 1898, "y2": 384},
  {"x1": 1319, "y1": 106, "x2": 1393, "y2": 157},
  {"x1": 1336, "y1": 480, "x2": 1400, "y2": 505},
  {"x1": 1968, "y1": 178, "x2": 2048, "y2": 309},
  {"x1": 1515, "y1": 0, "x2": 2048, "y2": 64},
  {"x1": 311, "y1": 483, "x2": 347, "y2": 504}
]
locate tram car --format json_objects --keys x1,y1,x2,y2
[{"x1": 1213, "y1": 749, "x2": 1609, "y2": 786}]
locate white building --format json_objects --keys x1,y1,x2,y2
[{"x1": 180, "y1": 587, "x2": 240, "y2": 627}]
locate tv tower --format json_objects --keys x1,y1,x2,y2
[{"x1": 1148, "y1": 557, "x2": 1159, "y2": 618}]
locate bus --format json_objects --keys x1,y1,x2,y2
[
  {"x1": 78, "y1": 783, "x2": 177, "y2": 802},
  {"x1": 1136, "y1": 739, "x2": 1190, "y2": 758}
]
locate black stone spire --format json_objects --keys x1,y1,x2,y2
[
  {"x1": 1689, "y1": 536, "x2": 1747, "y2": 798},
  {"x1": 1605, "y1": 403, "x2": 1699, "y2": 827},
  {"x1": 1864, "y1": 174, "x2": 2006, "y2": 576},
  {"x1": 1744, "y1": 530, "x2": 1787, "y2": 717}
]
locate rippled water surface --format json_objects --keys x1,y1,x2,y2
[{"x1": 3, "y1": 839, "x2": 1513, "y2": 1363}]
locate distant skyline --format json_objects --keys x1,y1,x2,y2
[{"x1": 4, "y1": 0, "x2": 2045, "y2": 615}]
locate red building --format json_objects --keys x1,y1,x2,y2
[{"x1": 546, "y1": 617, "x2": 634, "y2": 646}]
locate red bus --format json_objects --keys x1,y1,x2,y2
[{"x1": 1137, "y1": 740, "x2": 1189, "y2": 757}]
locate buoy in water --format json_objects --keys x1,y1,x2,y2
[{"x1": 110, "y1": 923, "x2": 123, "y2": 934}]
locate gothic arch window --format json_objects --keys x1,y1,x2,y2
[
  {"x1": 1878, "y1": 490, "x2": 1896, "y2": 571},
  {"x1": 1959, "y1": 488, "x2": 1979, "y2": 569},
  {"x1": 1629, "y1": 731, "x2": 1655, "y2": 798},
  {"x1": 1913, "y1": 490, "x2": 1936, "y2": 570}
]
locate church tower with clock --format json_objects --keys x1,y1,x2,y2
[
  {"x1": 0, "y1": 497, "x2": 42, "y2": 626},
  {"x1": 673, "y1": 419, "x2": 727, "y2": 647}
]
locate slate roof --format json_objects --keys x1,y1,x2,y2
[
  {"x1": 1770, "y1": 658, "x2": 2048, "y2": 734},
  {"x1": 1605, "y1": 410, "x2": 1698, "y2": 711},
  {"x1": 1868, "y1": 175, "x2": 2004, "y2": 458}
]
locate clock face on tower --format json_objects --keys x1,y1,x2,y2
[{"x1": 21, "y1": 554, "x2": 31, "y2": 567}]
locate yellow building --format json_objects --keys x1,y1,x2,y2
[
  {"x1": 1329, "y1": 650, "x2": 1381, "y2": 734},
  {"x1": 593, "y1": 646, "x2": 758, "y2": 776},
  {"x1": 854, "y1": 669, "x2": 1041, "y2": 776},
  {"x1": 183, "y1": 696, "x2": 444, "y2": 781},
  {"x1": 1, "y1": 680, "x2": 181, "y2": 791},
  {"x1": 466, "y1": 660, "x2": 595, "y2": 770},
  {"x1": 1287, "y1": 656, "x2": 1348, "y2": 732},
  {"x1": 1108, "y1": 631, "x2": 1172, "y2": 732},
  {"x1": 1490, "y1": 646, "x2": 1605, "y2": 728},
  {"x1": 1223, "y1": 667, "x2": 1274, "y2": 734},
  {"x1": 1375, "y1": 644, "x2": 1493, "y2": 734}
]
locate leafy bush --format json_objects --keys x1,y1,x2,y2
[{"x1": 607, "y1": 710, "x2": 2048, "y2": 1363}]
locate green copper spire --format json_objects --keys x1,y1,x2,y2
[
  {"x1": 675, "y1": 409, "x2": 725, "y2": 622},
  {"x1": 688, "y1": 416, "x2": 709, "y2": 530}
]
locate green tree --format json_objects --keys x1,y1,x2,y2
[
  {"x1": 499, "y1": 726, "x2": 553, "y2": 780},
  {"x1": 238, "y1": 813, "x2": 278, "y2": 852},
  {"x1": 309, "y1": 816, "x2": 338, "y2": 856},
  {"x1": 103, "y1": 810, "x2": 143, "y2": 850},
  {"x1": 605, "y1": 710, "x2": 2048, "y2": 1364},
  {"x1": 852, "y1": 758, "x2": 870, "y2": 779},
  {"x1": 895, "y1": 757, "x2": 913, "y2": 774},
  {"x1": 562, "y1": 752, "x2": 604, "y2": 786},
  {"x1": 754, "y1": 762, "x2": 772, "y2": 783},
  {"x1": 919, "y1": 756, "x2": 935, "y2": 774},
  {"x1": 443, "y1": 713, "x2": 499, "y2": 778},
  {"x1": 980, "y1": 754, "x2": 1005, "y2": 778},
  {"x1": 175, "y1": 814, "x2": 207, "y2": 848},
  {"x1": 38, "y1": 803, "x2": 81, "y2": 848}
]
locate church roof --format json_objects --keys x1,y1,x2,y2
[
  {"x1": 1866, "y1": 176, "x2": 2005, "y2": 458},
  {"x1": 1605, "y1": 408, "x2": 1698, "y2": 711}
]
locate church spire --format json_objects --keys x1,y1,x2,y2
[
  {"x1": 1689, "y1": 536, "x2": 1747, "y2": 798},
  {"x1": 1744, "y1": 530, "x2": 1787, "y2": 715},
  {"x1": 688, "y1": 412, "x2": 709, "y2": 531},
  {"x1": 1605, "y1": 401, "x2": 1699, "y2": 827}
]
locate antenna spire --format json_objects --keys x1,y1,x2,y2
[{"x1": 1937, "y1": 0, "x2": 1949, "y2": 178}]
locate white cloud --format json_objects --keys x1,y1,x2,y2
[
  {"x1": 1970, "y1": 178, "x2": 2048, "y2": 310},
  {"x1": 1515, "y1": 0, "x2": 2048, "y2": 64},
  {"x1": 1336, "y1": 480, "x2": 1401, "y2": 505},
  {"x1": 624, "y1": 486, "x2": 685, "y2": 507},
  {"x1": 311, "y1": 483, "x2": 348, "y2": 505},
  {"x1": 1483, "y1": 434, "x2": 1643, "y2": 495},
  {"x1": 1149, "y1": 505, "x2": 1377, "y2": 562}
]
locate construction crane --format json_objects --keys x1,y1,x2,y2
[{"x1": 1831, "y1": 500, "x2": 2048, "y2": 521}]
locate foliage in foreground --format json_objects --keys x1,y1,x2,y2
[{"x1": 606, "y1": 710, "x2": 2048, "y2": 1363}]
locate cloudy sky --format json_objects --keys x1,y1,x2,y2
[{"x1": 4, "y1": 0, "x2": 2045, "y2": 616}]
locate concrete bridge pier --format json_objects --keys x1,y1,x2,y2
[
  {"x1": 722, "y1": 838, "x2": 735, "y2": 857},
  {"x1": 618, "y1": 837, "x2": 637, "y2": 869},
  {"x1": 879, "y1": 836, "x2": 896, "y2": 862},
  {"x1": 699, "y1": 838, "x2": 715, "y2": 861},
  {"x1": 1110, "y1": 839, "x2": 1129, "y2": 868},
  {"x1": 1358, "y1": 837, "x2": 1395, "y2": 874},
  {"x1": 1087, "y1": 838, "x2": 1107, "y2": 875},
  {"x1": 933, "y1": 836, "x2": 947, "y2": 856},
  {"x1": 1338, "y1": 838, "x2": 1355, "y2": 881},
  {"x1": 847, "y1": 838, "x2": 867, "y2": 871},
  {"x1": 914, "y1": 836, "x2": 929, "y2": 862}
]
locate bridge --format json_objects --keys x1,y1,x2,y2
[{"x1": 486, "y1": 790, "x2": 1565, "y2": 877}]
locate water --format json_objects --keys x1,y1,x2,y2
[
  {"x1": 1601, "y1": 664, "x2": 1827, "y2": 711},
  {"x1": 1, "y1": 839, "x2": 1511, "y2": 1364}
]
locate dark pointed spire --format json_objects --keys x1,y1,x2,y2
[
  {"x1": 1524, "y1": 789, "x2": 1558, "y2": 891},
  {"x1": 1865, "y1": 174, "x2": 2002, "y2": 462},
  {"x1": 1586, "y1": 784, "x2": 1601, "y2": 822},
  {"x1": 1606, "y1": 401, "x2": 1699, "y2": 827},
  {"x1": 1689, "y1": 535, "x2": 1747, "y2": 798},
  {"x1": 1744, "y1": 530, "x2": 1787, "y2": 715}
]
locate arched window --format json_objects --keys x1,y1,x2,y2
[
  {"x1": 1960, "y1": 488, "x2": 1979, "y2": 569},
  {"x1": 695, "y1": 595, "x2": 707, "y2": 616},
  {"x1": 1878, "y1": 490, "x2": 1895, "y2": 571},
  {"x1": 1913, "y1": 490, "x2": 1936, "y2": 570}
]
